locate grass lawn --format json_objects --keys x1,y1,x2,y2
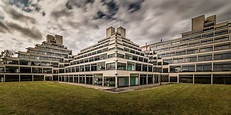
[{"x1": 0, "y1": 82, "x2": 230, "y2": 114}]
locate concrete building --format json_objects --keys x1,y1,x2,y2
[
  {"x1": 0, "y1": 35, "x2": 73, "y2": 82},
  {"x1": 1, "y1": 14, "x2": 230, "y2": 86},
  {"x1": 141, "y1": 15, "x2": 231, "y2": 84},
  {"x1": 60, "y1": 27, "x2": 160, "y2": 88}
]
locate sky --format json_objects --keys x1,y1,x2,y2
[{"x1": 0, "y1": 0, "x2": 231, "y2": 54}]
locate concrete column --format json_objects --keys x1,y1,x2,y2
[
  {"x1": 153, "y1": 75, "x2": 155, "y2": 84},
  {"x1": 3, "y1": 74, "x2": 5, "y2": 82},
  {"x1": 102, "y1": 76, "x2": 104, "y2": 86},
  {"x1": 177, "y1": 75, "x2": 179, "y2": 83},
  {"x1": 193, "y1": 74, "x2": 195, "y2": 84},
  {"x1": 32, "y1": 75, "x2": 34, "y2": 81},
  {"x1": 92, "y1": 76, "x2": 94, "y2": 85},
  {"x1": 85, "y1": 75, "x2": 86, "y2": 84},
  {"x1": 138, "y1": 74, "x2": 140, "y2": 86},
  {"x1": 159, "y1": 74, "x2": 162, "y2": 85},
  {"x1": 146, "y1": 74, "x2": 148, "y2": 85},
  {"x1": 19, "y1": 75, "x2": 21, "y2": 82},
  {"x1": 129, "y1": 76, "x2": 130, "y2": 87},
  {"x1": 78, "y1": 76, "x2": 80, "y2": 83},
  {"x1": 211, "y1": 74, "x2": 213, "y2": 84},
  {"x1": 115, "y1": 76, "x2": 118, "y2": 88}
]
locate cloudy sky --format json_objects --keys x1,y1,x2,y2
[{"x1": 0, "y1": 0, "x2": 231, "y2": 54}]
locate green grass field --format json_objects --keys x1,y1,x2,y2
[{"x1": 0, "y1": 82, "x2": 230, "y2": 114}]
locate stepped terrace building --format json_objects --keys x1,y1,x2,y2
[
  {"x1": 0, "y1": 35, "x2": 73, "y2": 82},
  {"x1": 141, "y1": 15, "x2": 231, "y2": 84},
  {"x1": 60, "y1": 27, "x2": 160, "y2": 88}
]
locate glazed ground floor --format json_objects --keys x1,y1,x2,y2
[
  {"x1": 58, "y1": 74, "x2": 160, "y2": 88},
  {"x1": 1, "y1": 73, "x2": 231, "y2": 85},
  {"x1": 0, "y1": 74, "x2": 56, "y2": 82},
  {"x1": 169, "y1": 73, "x2": 231, "y2": 84}
]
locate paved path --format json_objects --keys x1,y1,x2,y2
[{"x1": 57, "y1": 82, "x2": 172, "y2": 93}]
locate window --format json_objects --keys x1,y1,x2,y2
[
  {"x1": 106, "y1": 62, "x2": 115, "y2": 70},
  {"x1": 214, "y1": 35, "x2": 229, "y2": 43},
  {"x1": 196, "y1": 63, "x2": 212, "y2": 72},
  {"x1": 132, "y1": 56, "x2": 138, "y2": 61},
  {"x1": 43, "y1": 68, "x2": 52, "y2": 73},
  {"x1": 97, "y1": 62, "x2": 105, "y2": 70},
  {"x1": 184, "y1": 56, "x2": 197, "y2": 62},
  {"x1": 142, "y1": 64, "x2": 147, "y2": 71},
  {"x1": 214, "y1": 51, "x2": 231, "y2": 60},
  {"x1": 5, "y1": 66, "x2": 19, "y2": 73},
  {"x1": 199, "y1": 46, "x2": 212, "y2": 52},
  {"x1": 170, "y1": 66, "x2": 181, "y2": 73},
  {"x1": 214, "y1": 43, "x2": 230, "y2": 51},
  {"x1": 176, "y1": 50, "x2": 186, "y2": 55},
  {"x1": 91, "y1": 63, "x2": 97, "y2": 71},
  {"x1": 215, "y1": 29, "x2": 228, "y2": 36},
  {"x1": 148, "y1": 65, "x2": 152, "y2": 72},
  {"x1": 85, "y1": 64, "x2": 90, "y2": 71},
  {"x1": 117, "y1": 62, "x2": 126, "y2": 70},
  {"x1": 182, "y1": 65, "x2": 195, "y2": 72},
  {"x1": 0, "y1": 67, "x2": 4, "y2": 72},
  {"x1": 117, "y1": 53, "x2": 124, "y2": 58},
  {"x1": 138, "y1": 57, "x2": 143, "y2": 61},
  {"x1": 76, "y1": 66, "x2": 79, "y2": 72},
  {"x1": 173, "y1": 58, "x2": 183, "y2": 63},
  {"x1": 125, "y1": 54, "x2": 132, "y2": 60},
  {"x1": 127, "y1": 62, "x2": 135, "y2": 71},
  {"x1": 80, "y1": 65, "x2": 84, "y2": 72},
  {"x1": 187, "y1": 49, "x2": 198, "y2": 54},
  {"x1": 214, "y1": 62, "x2": 231, "y2": 71},
  {"x1": 198, "y1": 54, "x2": 212, "y2": 61},
  {"x1": 135, "y1": 63, "x2": 141, "y2": 71},
  {"x1": 163, "y1": 59, "x2": 172, "y2": 65},
  {"x1": 100, "y1": 54, "x2": 107, "y2": 60}
]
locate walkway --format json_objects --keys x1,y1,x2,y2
[{"x1": 57, "y1": 82, "x2": 172, "y2": 93}]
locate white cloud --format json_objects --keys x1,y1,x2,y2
[{"x1": 0, "y1": 0, "x2": 231, "y2": 54}]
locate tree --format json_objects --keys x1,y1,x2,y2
[{"x1": 0, "y1": 50, "x2": 14, "y2": 58}]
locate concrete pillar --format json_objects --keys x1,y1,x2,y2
[
  {"x1": 193, "y1": 74, "x2": 195, "y2": 84},
  {"x1": 102, "y1": 76, "x2": 104, "y2": 86},
  {"x1": 85, "y1": 75, "x2": 86, "y2": 84},
  {"x1": 3, "y1": 74, "x2": 5, "y2": 82},
  {"x1": 177, "y1": 75, "x2": 179, "y2": 83},
  {"x1": 19, "y1": 75, "x2": 21, "y2": 82},
  {"x1": 146, "y1": 74, "x2": 148, "y2": 85},
  {"x1": 92, "y1": 76, "x2": 94, "y2": 85},
  {"x1": 153, "y1": 75, "x2": 155, "y2": 84},
  {"x1": 115, "y1": 76, "x2": 118, "y2": 88},
  {"x1": 129, "y1": 76, "x2": 130, "y2": 87},
  {"x1": 32, "y1": 75, "x2": 34, "y2": 81},
  {"x1": 211, "y1": 74, "x2": 213, "y2": 84},
  {"x1": 78, "y1": 76, "x2": 80, "y2": 83},
  {"x1": 138, "y1": 74, "x2": 140, "y2": 85},
  {"x1": 159, "y1": 74, "x2": 162, "y2": 85}
]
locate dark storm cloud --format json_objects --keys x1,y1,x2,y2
[
  {"x1": 0, "y1": 21, "x2": 11, "y2": 33},
  {"x1": 65, "y1": 0, "x2": 95, "y2": 10},
  {"x1": 6, "y1": 22, "x2": 42, "y2": 40},
  {"x1": 50, "y1": 9, "x2": 72, "y2": 20},
  {"x1": 8, "y1": 0, "x2": 41, "y2": 13},
  {"x1": 94, "y1": 0, "x2": 118, "y2": 20},
  {"x1": 127, "y1": 0, "x2": 144, "y2": 13},
  {"x1": 3, "y1": 6, "x2": 37, "y2": 24}
]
